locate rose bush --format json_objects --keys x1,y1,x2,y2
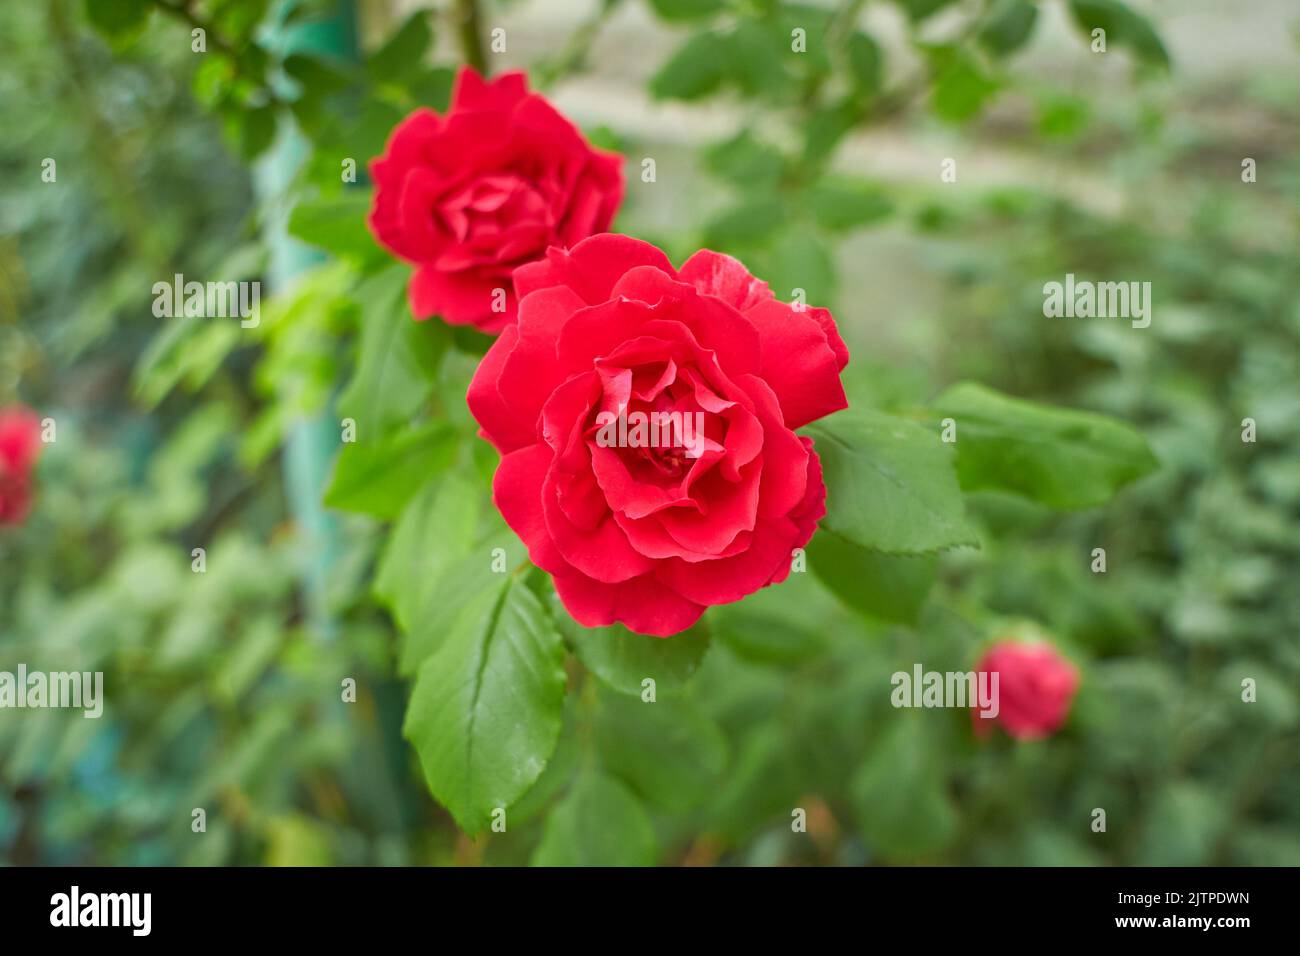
[
  {"x1": 0, "y1": 405, "x2": 41, "y2": 527},
  {"x1": 972, "y1": 641, "x2": 1080, "y2": 740},
  {"x1": 468, "y1": 234, "x2": 849, "y2": 636},
  {"x1": 367, "y1": 66, "x2": 624, "y2": 333}
]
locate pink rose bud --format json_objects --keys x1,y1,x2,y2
[
  {"x1": 971, "y1": 640, "x2": 1079, "y2": 740},
  {"x1": 0, "y1": 405, "x2": 43, "y2": 527}
]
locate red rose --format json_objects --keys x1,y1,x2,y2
[
  {"x1": 469, "y1": 234, "x2": 850, "y2": 636},
  {"x1": 0, "y1": 405, "x2": 42, "y2": 527},
  {"x1": 972, "y1": 641, "x2": 1080, "y2": 740},
  {"x1": 367, "y1": 67, "x2": 624, "y2": 334}
]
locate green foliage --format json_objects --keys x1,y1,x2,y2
[
  {"x1": 930, "y1": 382, "x2": 1159, "y2": 510},
  {"x1": 12, "y1": 0, "x2": 1295, "y2": 872},
  {"x1": 805, "y1": 408, "x2": 979, "y2": 554},
  {"x1": 403, "y1": 576, "x2": 567, "y2": 835},
  {"x1": 531, "y1": 772, "x2": 657, "y2": 866},
  {"x1": 565, "y1": 618, "x2": 712, "y2": 697}
]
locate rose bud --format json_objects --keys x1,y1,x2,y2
[
  {"x1": 0, "y1": 405, "x2": 43, "y2": 527},
  {"x1": 367, "y1": 67, "x2": 624, "y2": 334},
  {"x1": 469, "y1": 234, "x2": 850, "y2": 637},
  {"x1": 972, "y1": 640, "x2": 1080, "y2": 740}
]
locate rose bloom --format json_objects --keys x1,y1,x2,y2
[
  {"x1": 0, "y1": 405, "x2": 42, "y2": 526},
  {"x1": 367, "y1": 67, "x2": 624, "y2": 334},
  {"x1": 972, "y1": 641, "x2": 1080, "y2": 740},
  {"x1": 469, "y1": 234, "x2": 850, "y2": 636}
]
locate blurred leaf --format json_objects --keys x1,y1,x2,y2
[
  {"x1": 804, "y1": 408, "x2": 979, "y2": 554},
  {"x1": 895, "y1": 0, "x2": 958, "y2": 22},
  {"x1": 1069, "y1": 0, "x2": 1170, "y2": 67},
  {"x1": 927, "y1": 46, "x2": 1000, "y2": 123},
  {"x1": 703, "y1": 129, "x2": 786, "y2": 190},
  {"x1": 809, "y1": 531, "x2": 937, "y2": 625},
  {"x1": 323, "y1": 421, "x2": 457, "y2": 519},
  {"x1": 846, "y1": 32, "x2": 883, "y2": 96},
  {"x1": 728, "y1": 21, "x2": 789, "y2": 97},
  {"x1": 806, "y1": 177, "x2": 893, "y2": 232},
  {"x1": 337, "y1": 267, "x2": 446, "y2": 434},
  {"x1": 404, "y1": 576, "x2": 567, "y2": 835},
  {"x1": 531, "y1": 772, "x2": 656, "y2": 866},
  {"x1": 227, "y1": 104, "x2": 277, "y2": 161},
  {"x1": 649, "y1": 31, "x2": 731, "y2": 100},
  {"x1": 851, "y1": 714, "x2": 957, "y2": 859},
  {"x1": 1036, "y1": 92, "x2": 1092, "y2": 139},
  {"x1": 83, "y1": 0, "x2": 150, "y2": 43},
  {"x1": 647, "y1": 0, "x2": 724, "y2": 21},
  {"x1": 287, "y1": 191, "x2": 382, "y2": 263},
  {"x1": 596, "y1": 692, "x2": 727, "y2": 810},
  {"x1": 803, "y1": 97, "x2": 861, "y2": 163},
  {"x1": 978, "y1": 0, "x2": 1038, "y2": 56},
  {"x1": 930, "y1": 382, "x2": 1159, "y2": 509},
  {"x1": 703, "y1": 196, "x2": 786, "y2": 250},
  {"x1": 366, "y1": 10, "x2": 434, "y2": 84},
  {"x1": 264, "y1": 814, "x2": 332, "y2": 866},
  {"x1": 711, "y1": 607, "x2": 829, "y2": 665},
  {"x1": 762, "y1": 227, "x2": 836, "y2": 305}
]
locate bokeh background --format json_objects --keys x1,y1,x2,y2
[{"x1": 2, "y1": 0, "x2": 1298, "y2": 865}]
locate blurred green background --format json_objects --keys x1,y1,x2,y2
[{"x1": 1, "y1": 0, "x2": 1298, "y2": 865}]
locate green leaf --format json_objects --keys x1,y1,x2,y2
[
  {"x1": 927, "y1": 45, "x2": 1000, "y2": 123},
  {"x1": 702, "y1": 196, "x2": 786, "y2": 250},
  {"x1": 803, "y1": 409, "x2": 979, "y2": 554},
  {"x1": 703, "y1": 130, "x2": 786, "y2": 190},
  {"x1": 404, "y1": 576, "x2": 567, "y2": 835},
  {"x1": 802, "y1": 97, "x2": 862, "y2": 163},
  {"x1": 930, "y1": 381, "x2": 1159, "y2": 509},
  {"x1": 895, "y1": 0, "x2": 958, "y2": 22},
  {"x1": 806, "y1": 177, "x2": 893, "y2": 232},
  {"x1": 728, "y1": 21, "x2": 790, "y2": 97},
  {"x1": 596, "y1": 691, "x2": 728, "y2": 811},
  {"x1": 978, "y1": 0, "x2": 1038, "y2": 56},
  {"x1": 846, "y1": 32, "x2": 883, "y2": 96},
  {"x1": 284, "y1": 53, "x2": 353, "y2": 98},
  {"x1": 648, "y1": 0, "x2": 725, "y2": 21},
  {"x1": 226, "y1": 104, "x2": 278, "y2": 161},
  {"x1": 762, "y1": 227, "x2": 836, "y2": 306},
  {"x1": 710, "y1": 570, "x2": 835, "y2": 664},
  {"x1": 323, "y1": 422, "x2": 457, "y2": 519},
  {"x1": 288, "y1": 192, "x2": 382, "y2": 263},
  {"x1": 1069, "y1": 0, "x2": 1170, "y2": 67},
  {"x1": 649, "y1": 31, "x2": 731, "y2": 100},
  {"x1": 374, "y1": 471, "x2": 482, "y2": 635},
  {"x1": 338, "y1": 267, "x2": 446, "y2": 435},
  {"x1": 531, "y1": 772, "x2": 657, "y2": 866},
  {"x1": 565, "y1": 616, "x2": 711, "y2": 696},
  {"x1": 366, "y1": 10, "x2": 434, "y2": 84},
  {"x1": 851, "y1": 714, "x2": 957, "y2": 859},
  {"x1": 809, "y1": 531, "x2": 937, "y2": 626},
  {"x1": 84, "y1": 0, "x2": 150, "y2": 43},
  {"x1": 712, "y1": 608, "x2": 829, "y2": 665}
]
